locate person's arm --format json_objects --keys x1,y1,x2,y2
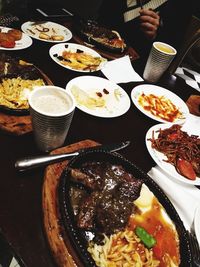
[{"x1": 139, "y1": 8, "x2": 160, "y2": 40}]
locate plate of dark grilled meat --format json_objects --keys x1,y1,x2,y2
[
  {"x1": 74, "y1": 19, "x2": 127, "y2": 54},
  {"x1": 59, "y1": 150, "x2": 191, "y2": 267},
  {"x1": 0, "y1": 53, "x2": 52, "y2": 115}
]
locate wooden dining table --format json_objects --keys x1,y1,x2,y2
[{"x1": 0, "y1": 15, "x2": 199, "y2": 267}]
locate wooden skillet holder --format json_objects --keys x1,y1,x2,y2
[{"x1": 42, "y1": 140, "x2": 100, "y2": 267}]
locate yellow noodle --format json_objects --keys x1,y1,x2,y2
[
  {"x1": 88, "y1": 230, "x2": 160, "y2": 267},
  {"x1": 0, "y1": 77, "x2": 45, "y2": 109}
]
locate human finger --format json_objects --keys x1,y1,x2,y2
[
  {"x1": 140, "y1": 22, "x2": 158, "y2": 39},
  {"x1": 139, "y1": 8, "x2": 159, "y2": 20},
  {"x1": 139, "y1": 13, "x2": 160, "y2": 28},
  {"x1": 140, "y1": 15, "x2": 159, "y2": 29}
]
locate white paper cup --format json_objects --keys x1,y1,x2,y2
[
  {"x1": 29, "y1": 86, "x2": 75, "y2": 152},
  {"x1": 143, "y1": 42, "x2": 177, "y2": 83}
]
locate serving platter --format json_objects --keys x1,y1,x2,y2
[
  {"x1": 58, "y1": 150, "x2": 192, "y2": 267},
  {"x1": 66, "y1": 76, "x2": 130, "y2": 118},
  {"x1": 21, "y1": 21, "x2": 72, "y2": 43},
  {"x1": 131, "y1": 84, "x2": 189, "y2": 124},
  {"x1": 145, "y1": 123, "x2": 200, "y2": 185},
  {"x1": 0, "y1": 26, "x2": 32, "y2": 50}
]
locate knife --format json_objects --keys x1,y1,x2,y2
[{"x1": 15, "y1": 141, "x2": 130, "y2": 172}]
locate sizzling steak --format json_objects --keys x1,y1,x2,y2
[{"x1": 69, "y1": 161, "x2": 142, "y2": 235}]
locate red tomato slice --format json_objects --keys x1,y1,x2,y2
[
  {"x1": 176, "y1": 158, "x2": 196, "y2": 180},
  {"x1": 0, "y1": 40, "x2": 15, "y2": 48},
  {"x1": 168, "y1": 133, "x2": 179, "y2": 140}
]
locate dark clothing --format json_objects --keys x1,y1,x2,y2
[
  {"x1": 97, "y1": 0, "x2": 166, "y2": 58},
  {"x1": 158, "y1": 1, "x2": 195, "y2": 49},
  {"x1": 98, "y1": 0, "x2": 200, "y2": 60}
]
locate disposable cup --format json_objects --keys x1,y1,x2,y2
[
  {"x1": 28, "y1": 86, "x2": 75, "y2": 152},
  {"x1": 143, "y1": 41, "x2": 177, "y2": 83}
]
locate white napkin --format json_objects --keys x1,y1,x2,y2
[
  {"x1": 148, "y1": 166, "x2": 200, "y2": 230},
  {"x1": 183, "y1": 113, "x2": 200, "y2": 135},
  {"x1": 101, "y1": 56, "x2": 143, "y2": 84}
]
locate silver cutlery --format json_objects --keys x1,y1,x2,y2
[{"x1": 15, "y1": 141, "x2": 130, "y2": 171}]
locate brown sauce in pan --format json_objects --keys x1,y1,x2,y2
[{"x1": 128, "y1": 197, "x2": 180, "y2": 266}]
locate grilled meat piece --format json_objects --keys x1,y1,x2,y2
[
  {"x1": 70, "y1": 161, "x2": 142, "y2": 234},
  {"x1": 70, "y1": 162, "x2": 120, "y2": 191},
  {"x1": 77, "y1": 192, "x2": 100, "y2": 229},
  {"x1": 7, "y1": 29, "x2": 22, "y2": 41},
  {"x1": 83, "y1": 23, "x2": 117, "y2": 40},
  {"x1": 118, "y1": 179, "x2": 143, "y2": 200},
  {"x1": 70, "y1": 167, "x2": 102, "y2": 191},
  {"x1": 0, "y1": 53, "x2": 43, "y2": 80},
  {"x1": 96, "y1": 180, "x2": 141, "y2": 234}
]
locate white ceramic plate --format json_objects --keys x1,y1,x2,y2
[
  {"x1": 49, "y1": 42, "x2": 107, "y2": 72},
  {"x1": 21, "y1": 21, "x2": 72, "y2": 42},
  {"x1": 145, "y1": 123, "x2": 200, "y2": 185},
  {"x1": 194, "y1": 205, "x2": 200, "y2": 246},
  {"x1": 131, "y1": 84, "x2": 189, "y2": 124},
  {"x1": 66, "y1": 76, "x2": 130, "y2": 118},
  {"x1": 0, "y1": 27, "x2": 32, "y2": 50}
]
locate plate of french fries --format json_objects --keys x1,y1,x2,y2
[
  {"x1": 131, "y1": 84, "x2": 189, "y2": 124},
  {"x1": 50, "y1": 43, "x2": 107, "y2": 72}
]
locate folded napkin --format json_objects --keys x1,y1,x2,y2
[
  {"x1": 101, "y1": 55, "x2": 143, "y2": 84},
  {"x1": 148, "y1": 167, "x2": 200, "y2": 231}
]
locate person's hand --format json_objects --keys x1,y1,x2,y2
[{"x1": 139, "y1": 9, "x2": 160, "y2": 40}]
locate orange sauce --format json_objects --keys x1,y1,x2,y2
[
  {"x1": 128, "y1": 197, "x2": 180, "y2": 266},
  {"x1": 138, "y1": 93, "x2": 182, "y2": 122}
]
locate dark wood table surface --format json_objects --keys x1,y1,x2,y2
[{"x1": 0, "y1": 16, "x2": 199, "y2": 267}]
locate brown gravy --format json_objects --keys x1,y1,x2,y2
[{"x1": 128, "y1": 197, "x2": 180, "y2": 266}]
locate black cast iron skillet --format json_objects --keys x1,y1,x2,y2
[
  {"x1": 59, "y1": 150, "x2": 192, "y2": 267},
  {"x1": 73, "y1": 18, "x2": 127, "y2": 54},
  {"x1": 0, "y1": 54, "x2": 53, "y2": 116}
]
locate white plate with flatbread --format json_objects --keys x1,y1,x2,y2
[
  {"x1": 21, "y1": 21, "x2": 72, "y2": 42},
  {"x1": 66, "y1": 76, "x2": 130, "y2": 118}
]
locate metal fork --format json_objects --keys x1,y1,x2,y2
[{"x1": 188, "y1": 231, "x2": 200, "y2": 266}]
